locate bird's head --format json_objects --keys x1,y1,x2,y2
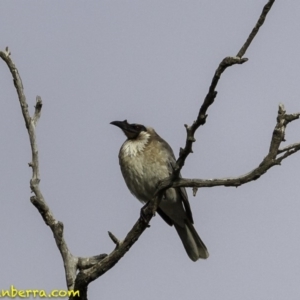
[{"x1": 110, "y1": 120, "x2": 147, "y2": 139}]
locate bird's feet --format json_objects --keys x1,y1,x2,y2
[{"x1": 140, "y1": 202, "x2": 151, "y2": 227}]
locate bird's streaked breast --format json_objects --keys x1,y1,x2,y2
[
  {"x1": 119, "y1": 130, "x2": 170, "y2": 203},
  {"x1": 121, "y1": 131, "x2": 150, "y2": 157}
]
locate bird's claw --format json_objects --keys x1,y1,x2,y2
[{"x1": 140, "y1": 204, "x2": 151, "y2": 227}]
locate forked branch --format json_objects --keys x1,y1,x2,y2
[
  {"x1": 2, "y1": 1, "x2": 297, "y2": 300},
  {"x1": 0, "y1": 50, "x2": 107, "y2": 295},
  {"x1": 174, "y1": 0, "x2": 276, "y2": 177},
  {"x1": 166, "y1": 104, "x2": 300, "y2": 190}
]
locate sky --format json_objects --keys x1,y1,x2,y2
[{"x1": 1, "y1": 1, "x2": 300, "y2": 299}]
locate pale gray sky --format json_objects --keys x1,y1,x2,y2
[{"x1": 1, "y1": 1, "x2": 300, "y2": 299}]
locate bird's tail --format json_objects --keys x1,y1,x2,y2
[{"x1": 174, "y1": 220, "x2": 209, "y2": 261}]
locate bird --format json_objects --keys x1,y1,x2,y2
[{"x1": 110, "y1": 119, "x2": 209, "y2": 261}]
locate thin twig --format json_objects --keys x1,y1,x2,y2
[
  {"x1": 108, "y1": 231, "x2": 121, "y2": 247},
  {"x1": 278, "y1": 142, "x2": 300, "y2": 154},
  {"x1": 237, "y1": 0, "x2": 275, "y2": 58}
]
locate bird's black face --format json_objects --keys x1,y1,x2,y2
[{"x1": 110, "y1": 120, "x2": 147, "y2": 139}]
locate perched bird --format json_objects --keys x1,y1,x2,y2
[{"x1": 111, "y1": 120, "x2": 209, "y2": 261}]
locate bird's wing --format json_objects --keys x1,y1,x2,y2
[
  {"x1": 177, "y1": 179, "x2": 194, "y2": 224},
  {"x1": 156, "y1": 207, "x2": 173, "y2": 226},
  {"x1": 156, "y1": 135, "x2": 194, "y2": 224}
]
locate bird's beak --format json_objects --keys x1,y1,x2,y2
[
  {"x1": 110, "y1": 120, "x2": 143, "y2": 139},
  {"x1": 110, "y1": 120, "x2": 129, "y2": 131}
]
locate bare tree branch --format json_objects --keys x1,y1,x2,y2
[
  {"x1": 0, "y1": 49, "x2": 78, "y2": 290},
  {"x1": 0, "y1": 48, "x2": 154, "y2": 299},
  {"x1": 72, "y1": 2, "x2": 280, "y2": 293},
  {"x1": 2, "y1": 1, "x2": 297, "y2": 300},
  {"x1": 78, "y1": 255, "x2": 107, "y2": 270},
  {"x1": 0, "y1": 49, "x2": 107, "y2": 294},
  {"x1": 73, "y1": 192, "x2": 163, "y2": 296},
  {"x1": 174, "y1": 57, "x2": 247, "y2": 178},
  {"x1": 278, "y1": 143, "x2": 300, "y2": 154},
  {"x1": 174, "y1": 0, "x2": 275, "y2": 178},
  {"x1": 237, "y1": 0, "x2": 275, "y2": 58},
  {"x1": 158, "y1": 105, "x2": 300, "y2": 191}
]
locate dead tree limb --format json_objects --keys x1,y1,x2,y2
[
  {"x1": 2, "y1": 1, "x2": 298, "y2": 300},
  {"x1": 174, "y1": 0, "x2": 275, "y2": 177},
  {"x1": 0, "y1": 50, "x2": 107, "y2": 295},
  {"x1": 74, "y1": 0, "x2": 280, "y2": 292},
  {"x1": 161, "y1": 104, "x2": 300, "y2": 190}
]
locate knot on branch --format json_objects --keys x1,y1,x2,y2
[
  {"x1": 32, "y1": 96, "x2": 43, "y2": 127},
  {"x1": 217, "y1": 56, "x2": 249, "y2": 76},
  {"x1": 188, "y1": 136, "x2": 196, "y2": 142},
  {"x1": 53, "y1": 221, "x2": 64, "y2": 244},
  {"x1": 30, "y1": 178, "x2": 40, "y2": 187},
  {"x1": 221, "y1": 56, "x2": 248, "y2": 67}
]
